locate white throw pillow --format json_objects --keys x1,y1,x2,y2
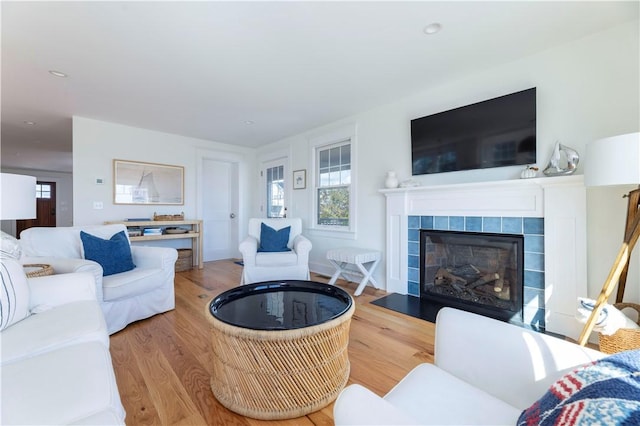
[{"x1": 0, "y1": 258, "x2": 30, "y2": 330}]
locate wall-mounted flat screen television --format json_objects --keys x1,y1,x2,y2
[{"x1": 411, "y1": 88, "x2": 536, "y2": 176}]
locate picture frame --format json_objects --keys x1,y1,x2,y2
[
  {"x1": 113, "y1": 159, "x2": 184, "y2": 205},
  {"x1": 293, "y1": 169, "x2": 306, "y2": 190}
]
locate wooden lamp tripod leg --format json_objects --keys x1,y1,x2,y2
[
  {"x1": 615, "y1": 189, "x2": 640, "y2": 303},
  {"x1": 578, "y1": 192, "x2": 640, "y2": 347}
]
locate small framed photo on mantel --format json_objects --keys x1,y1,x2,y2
[{"x1": 293, "y1": 169, "x2": 306, "y2": 190}]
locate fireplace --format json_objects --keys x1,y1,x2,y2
[
  {"x1": 381, "y1": 176, "x2": 587, "y2": 338},
  {"x1": 420, "y1": 229, "x2": 524, "y2": 324}
]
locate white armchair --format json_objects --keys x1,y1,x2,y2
[
  {"x1": 19, "y1": 224, "x2": 178, "y2": 334},
  {"x1": 334, "y1": 308, "x2": 606, "y2": 425},
  {"x1": 238, "y1": 218, "x2": 312, "y2": 284}
]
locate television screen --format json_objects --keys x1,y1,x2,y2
[{"x1": 411, "y1": 88, "x2": 536, "y2": 176}]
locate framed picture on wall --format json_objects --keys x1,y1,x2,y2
[
  {"x1": 113, "y1": 159, "x2": 184, "y2": 205},
  {"x1": 293, "y1": 169, "x2": 306, "y2": 190}
]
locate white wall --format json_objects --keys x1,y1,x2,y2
[
  {"x1": 258, "y1": 20, "x2": 640, "y2": 300},
  {"x1": 0, "y1": 168, "x2": 73, "y2": 236},
  {"x1": 72, "y1": 117, "x2": 256, "y2": 251}
]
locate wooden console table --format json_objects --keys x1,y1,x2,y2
[{"x1": 105, "y1": 219, "x2": 203, "y2": 269}]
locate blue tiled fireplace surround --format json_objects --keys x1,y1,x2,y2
[{"x1": 408, "y1": 215, "x2": 545, "y2": 329}]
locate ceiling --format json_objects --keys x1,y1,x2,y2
[{"x1": 2, "y1": 1, "x2": 638, "y2": 173}]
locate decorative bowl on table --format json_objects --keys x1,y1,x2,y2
[{"x1": 165, "y1": 227, "x2": 188, "y2": 234}]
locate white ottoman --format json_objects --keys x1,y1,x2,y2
[{"x1": 326, "y1": 248, "x2": 381, "y2": 296}]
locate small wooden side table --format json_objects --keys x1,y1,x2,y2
[{"x1": 23, "y1": 264, "x2": 54, "y2": 278}]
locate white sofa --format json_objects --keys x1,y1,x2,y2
[
  {"x1": 19, "y1": 224, "x2": 178, "y2": 334},
  {"x1": 239, "y1": 218, "x2": 312, "y2": 284},
  {"x1": 1, "y1": 257, "x2": 125, "y2": 425},
  {"x1": 334, "y1": 307, "x2": 606, "y2": 425}
]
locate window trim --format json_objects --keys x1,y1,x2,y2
[{"x1": 309, "y1": 124, "x2": 357, "y2": 238}]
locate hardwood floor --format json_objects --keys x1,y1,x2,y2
[{"x1": 109, "y1": 260, "x2": 436, "y2": 425}]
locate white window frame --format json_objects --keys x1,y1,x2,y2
[{"x1": 309, "y1": 124, "x2": 357, "y2": 239}]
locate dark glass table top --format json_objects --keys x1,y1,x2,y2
[{"x1": 209, "y1": 280, "x2": 353, "y2": 330}]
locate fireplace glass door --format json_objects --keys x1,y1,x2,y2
[{"x1": 420, "y1": 230, "x2": 524, "y2": 323}]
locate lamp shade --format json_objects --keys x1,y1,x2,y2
[
  {"x1": 585, "y1": 132, "x2": 640, "y2": 187},
  {"x1": 0, "y1": 173, "x2": 37, "y2": 220}
]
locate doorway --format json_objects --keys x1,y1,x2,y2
[
  {"x1": 261, "y1": 158, "x2": 288, "y2": 218},
  {"x1": 201, "y1": 158, "x2": 239, "y2": 261},
  {"x1": 16, "y1": 181, "x2": 56, "y2": 235}
]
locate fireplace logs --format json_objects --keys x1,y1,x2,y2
[{"x1": 433, "y1": 265, "x2": 509, "y2": 305}]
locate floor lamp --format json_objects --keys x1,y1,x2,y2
[
  {"x1": 578, "y1": 132, "x2": 640, "y2": 347},
  {"x1": 1, "y1": 173, "x2": 37, "y2": 259}
]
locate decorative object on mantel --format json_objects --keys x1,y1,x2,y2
[
  {"x1": 153, "y1": 212, "x2": 184, "y2": 221},
  {"x1": 578, "y1": 132, "x2": 640, "y2": 349},
  {"x1": 542, "y1": 141, "x2": 579, "y2": 176},
  {"x1": 399, "y1": 178, "x2": 420, "y2": 188},
  {"x1": 384, "y1": 171, "x2": 399, "y2": 188},
  {"x1": 520, "y1": 165, "x2": 539, "y2": 179}
]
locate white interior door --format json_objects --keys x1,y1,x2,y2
[{"x1": 202, "y1": 158, "x2": 239, "y2": 261}]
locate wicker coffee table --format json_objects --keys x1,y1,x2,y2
[{"x1": 206, "y1": 280, "x2": 354, "y2": 420}]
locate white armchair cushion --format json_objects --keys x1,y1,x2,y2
[
  {"x1": 0, "y1": 258, "x2": 30, "y2": 331},
  {"x1": 1, "y1": 342, "x2": 125, "y2": 425},
  {"x1": 2, "y1": 270, "x2": 108, "y2": 365},
  {"x1": 255, "y1": 251, "x2": 299, "y2": 266},
  {"x1": 102, "y1": 267, "x2": 163, "y2": 300},
  {"x1": 385, "y1": 364, "x2": 521, "y2": 425},
  {"x1": 1, "y1": 301, "x2": 108, "y2": 365},
  {"x1": 333, "y1": 384, "x2": 416, "y2": 425}
]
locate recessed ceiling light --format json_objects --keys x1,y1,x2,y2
[
  {"x1": 48, "y1": 70, "x2": 68, "y2": 78},
  {"x1": 423, "y1": 23, "x2": 442, "y2": 35},
  {"x1": 244, "y1": 120, "x2": 254, "y2": 125},
  {"x1": 23, "y1": 120, "x2": 36, "y2": 126}
]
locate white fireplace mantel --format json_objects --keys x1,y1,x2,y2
[{"x1": 381, "y1": 175, "x2": 587, "y2": 338}]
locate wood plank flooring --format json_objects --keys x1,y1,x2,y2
[{"x1": 109, "y1": 260, "x2": 435, "y2": 425}]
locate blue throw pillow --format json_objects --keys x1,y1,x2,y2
[
  {"x1": 80, "y1": 230, "x2": 136, "y2": 276},
  {"x1": 258, "y1": 223, "x2": 291, "y2": 253},
  {"x1": 518, "y1": 348, "x2": 640, "y2": 425}
]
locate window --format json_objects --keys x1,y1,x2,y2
[
  {"x1": 316, "y1": 141, "x2": 351, "y2": 228},
  {"x1": 36, "y1": 183, "x2": 51, "y2": 199}
]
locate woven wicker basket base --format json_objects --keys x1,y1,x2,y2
[
  {"x1": 598, "y1": 303, "x2": 640, "y2": 354},
  {"x1": 175, "y1": 248, "x2": 192, "y2": 272},
  {"x1": 207, "y1": 302, "x2": 354, "y2": 420},
  {"x1": 210, "y1": 364, "x2": 350, "y2": 420}
]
